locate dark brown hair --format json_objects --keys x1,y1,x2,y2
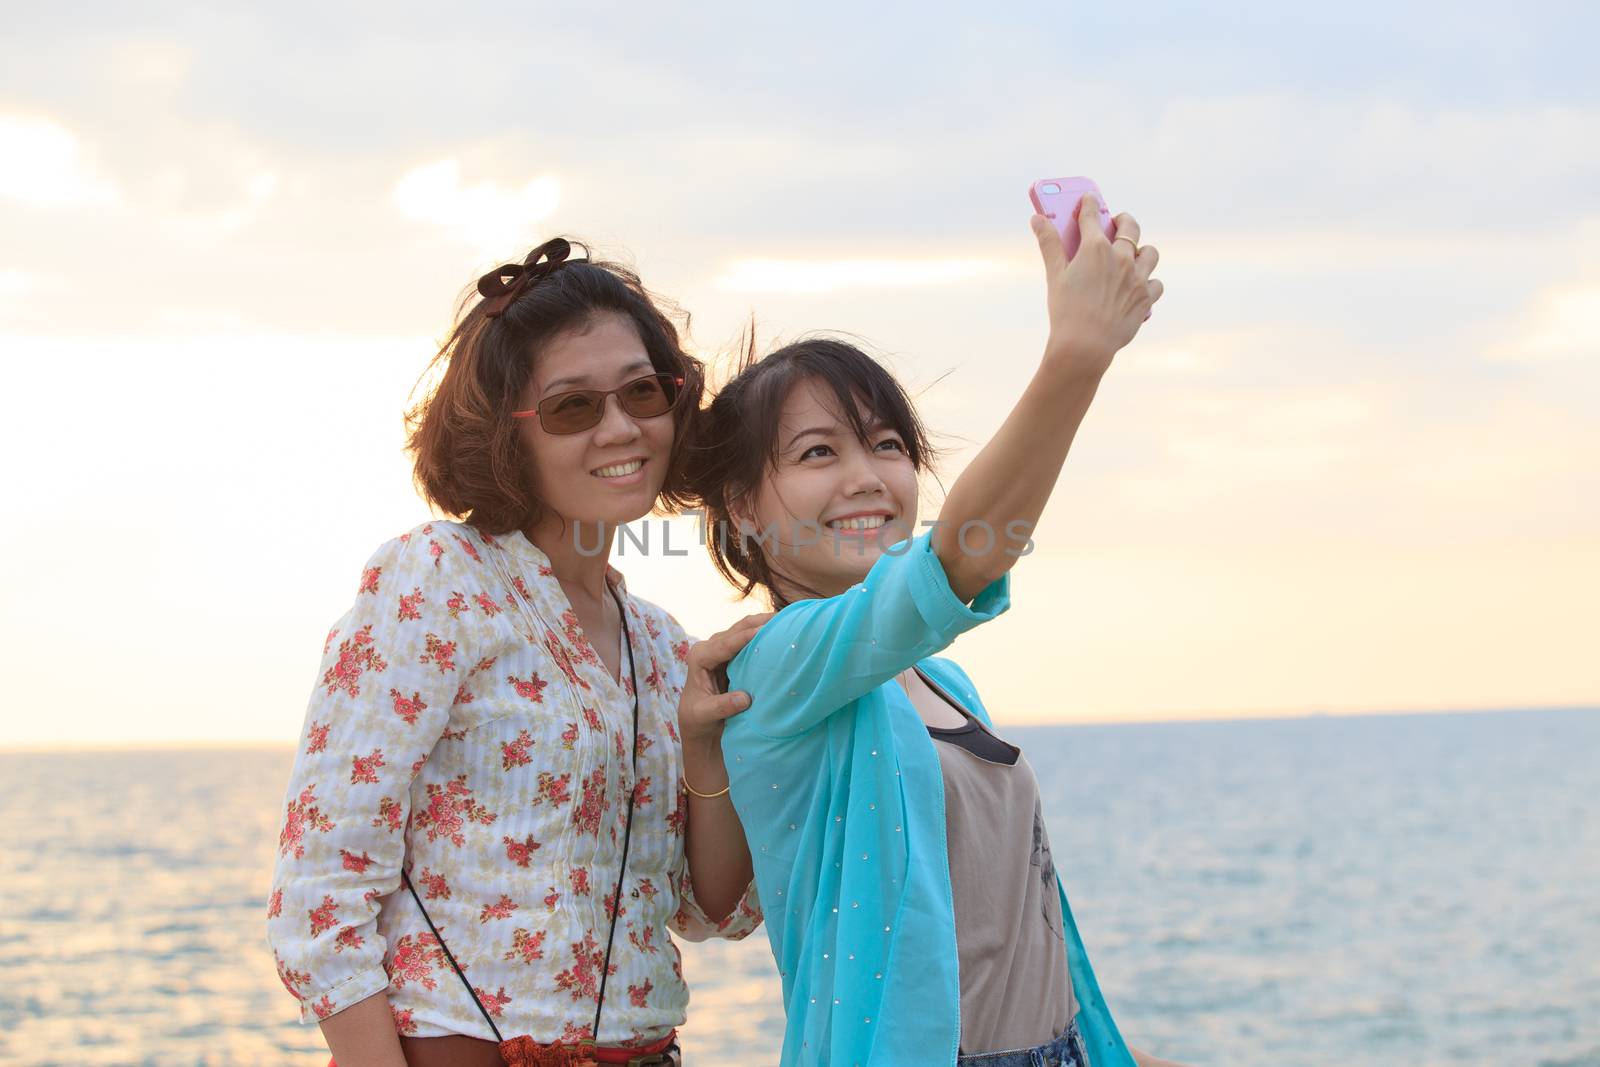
[
  {"x1": 406, "y1": 240, "x2": 703, "y2": 534},
  {"x1": 686, "y1": 335, "x2": 937, "y2": 607}
]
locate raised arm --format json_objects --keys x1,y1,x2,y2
[
  {"x1": 934, "y1": 195, "x2": 1162, "y2": 602},
  {"x1": 726, "y1": 531, "x2": 1010, "y2": 739}
]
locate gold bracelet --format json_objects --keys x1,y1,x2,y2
[{"x1": 682, "y1": 774, "x2": 731, "y2": 799}]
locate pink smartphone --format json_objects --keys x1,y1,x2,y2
[{"x1": 1029, "y1": 176, "x2": 1114, "y2": 261}]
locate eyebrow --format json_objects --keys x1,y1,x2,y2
[
  {"x1": 784, "y1": 420, "x2": 892, "y2": 452},
  {"x1": 541, "y1": 360, "x2": 655, "y2": 396}
]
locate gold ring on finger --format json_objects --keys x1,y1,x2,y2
[{"x1": 1115, "y1": 235, "x2": 1139, "y2": 253}]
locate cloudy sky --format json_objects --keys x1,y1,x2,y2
[{"x1": 2, "y1": 2, "x2": 1595, "y2": 746}]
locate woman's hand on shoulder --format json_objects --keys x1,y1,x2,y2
[
  {"x1": 677, "y1": 613, "x2": 773, "y2": 751},
  {"x1": 1033, "y1": 193, "x2": 1163, "y2": 381}
]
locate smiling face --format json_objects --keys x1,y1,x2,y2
[
  {"x1": 736, "y1": 377, "x2": 921, "y2": 600},
  {"x1": 515, "y1": 311, "x2": 677, "y2": 529}
]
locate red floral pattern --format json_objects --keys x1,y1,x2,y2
[
  {"x1": 322, "y1": 625, "x2": 388, "y2": 697},
  {"x1": 340, "y1": 848, "x2": 374, "y2": 873},
  {"x1": 389, "y1": 932, "x2": 446, "y2": 991},
  {"x1": 504, "y1": 927, "x2": 547, "y2": 964},
  {"x1": 267, "y1": 520, "x2": 759, "y2": 1036},
  {"x1": 418, "y1": 867, "x2": 451, "y2": 899},
  {"x1": 480, "y1": 895, "x2": 518, "y2": 922},
  {"x1": 573, "y1": 768, "x2": 608, "y2": 836},
  {"x1": 553, "y1": 932, "x2": 612, "y2": 1001},
  {"x1": 411, "y1": 775, "x2": 496, "y2": 847},
  {"x1": 501, "y1": 729, "x2": 535, "y2": 769},
  {"x1": 420, "y1": 633, "x2": 457, "y2": 673},
  {"x1": 389, "y1": 689, "x2": 428, "y2": 726},
  {"x1": 279, "y1": 786, "x2": 333, "y2": 859},
  {"x1": 503, "y1": 833, "x2": 541, "y2": 867},
  {"x1": 536, "y1": 771, "x2": 572, "y2": 807},
  {"x1": 397, "y1": 588, "x2": 425, "y2": 621},
  {"x1": 308, "y1": 895, "x2": 338, "y2": 936},
  {"x1": 373, "y1": 796, "x2": 404, "y2": 833},
  {"x1": 508, "y1": 673, "x2": 549, "y2": 703},
  {"x1": 351, "y1": 748, "x2": 386, "y2": 784},
  {"x1": 476, "y1": 985, "x2": 511, "y2": 1017}
]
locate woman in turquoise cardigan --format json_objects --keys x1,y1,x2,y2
[{"x1": 682, "y1": 198, "x2": 1191, "y2": 1067}]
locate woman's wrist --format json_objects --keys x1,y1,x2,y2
[
  {"x1": 1042, "y1": 335, "x2": 1113, "y2": 382},
  {"x1": 681, "y1": 732, "x2": 730, "y2": 785}
]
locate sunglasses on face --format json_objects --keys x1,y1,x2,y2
[{"x1": 511, "y1": 373, "x2": 684, "y2": 435}]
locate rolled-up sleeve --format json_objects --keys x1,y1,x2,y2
[
  {"x1": 265, "y1": 532, "x2": 466, "y2": 1023},
  {"x1": 669, "y1": 859, "x2": 762, "y2": 942},
  {"x1": 726, "y1": 531, "x2": 1009, "y2": 739}
]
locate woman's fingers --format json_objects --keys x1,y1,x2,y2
[
  {"x1": 1077, "y1": 192, "x2": 1109, "y2": 245},
  {"x1": 1112, "y1": 212, "x2": 1140, "y2": 247},
  {"x1": 1146, "y1": 277, "x2": 1165, "y2": 304},
  {"x1": 701, "y1": 690, "x2": 753, "y2": 722},
  {"x1": 1135, "y1": 243, "x2": 1160, "y2": 278},
  {"x1": 689, "y1": 618, "x2": 767, "y2": 672},
  {"x1": 1031, "y1": 213, "x2": 1067, "y2": 274}
]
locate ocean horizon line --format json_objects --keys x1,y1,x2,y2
[{"x1": 2, "y1": 703, "x2": 1594, "y2": 754}]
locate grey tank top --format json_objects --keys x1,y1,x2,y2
[{"x1": 921, "y1": 672, "x2": 1076, "y2": 1054}]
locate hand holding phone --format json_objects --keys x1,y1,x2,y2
[{"x1": 1029, "y1": 176, "x2": 1114, "y2": 261}]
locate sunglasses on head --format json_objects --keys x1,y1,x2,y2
[{"x1": 512, "y1": 373, "x2": 684, "y2": 435}]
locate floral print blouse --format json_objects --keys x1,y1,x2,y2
[{"x1": 266, "y1": 520, "x2": 760, "y2": 1043}]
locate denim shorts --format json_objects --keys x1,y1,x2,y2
[{"x1": 955, "y1": 1018, "x2": 1089, "y2": 1067}]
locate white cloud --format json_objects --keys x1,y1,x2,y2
[
  {"x1": 1487, "y1": 280, "x2": 1600, "y2": 362},
  {"x1": 714, "y1": 258, "x2": 1009, "y2": 294},
  {"x1": 0, "y1": 271, "x2": 32, "y2": 300},
  {"x1": 101, "y1": 39, "x2": 192, "y2": 88},
  {"x1": 391, "y1": 159, "x2": 560, "y2": 254},
  {"x1": 0, "y1": 114, "x2": 119, "y2": 208},
  {"x1": 1136, "y1": 385, "x2": 1375, "y2": 498},
  {"x1": 213, "y1": 171, "x2": 280, "y2": 233}
]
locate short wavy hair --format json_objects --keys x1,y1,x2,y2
[{"x1": 405, "y1": 240, "x2": 704, "y2": 535}]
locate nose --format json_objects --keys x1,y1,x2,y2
[
  {"x1": 590, "y1": 392, "x2": 643, "y2": 447},
  {"x1": 841, "y1": 447, "x2": 888, "y2": 498}
]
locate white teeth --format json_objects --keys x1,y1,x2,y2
[
  {"x1": 828, "y1": 515, "x2": 888, "y2": 531},
  {"x1": 593, "y1": 459, "x2": 644, "y2": 478}
]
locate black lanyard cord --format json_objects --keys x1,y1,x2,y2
[
  {"x1": 400, "y1": 580, "x2": 644, "y2": 1047},
  {"x1": 402, "y1": 867, "x2": 505, "y2": 1042},
  {"x1": 591, "y1": 581, "x2": 642, "y2": 1041}
]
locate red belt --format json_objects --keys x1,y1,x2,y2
[
  {"x1": 327, "y1": 1029, "x2": 679, "y2": 1067},
  {"x1": 593, "y1": 1032, "x2": 678, "y2": 1064}
]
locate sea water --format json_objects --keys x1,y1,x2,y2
[{"x1": 2, "y1": 709, "x2": 1595, "y2": 1066}]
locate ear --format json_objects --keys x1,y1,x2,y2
[{"x1": 727, "y1": 498, "x2": 756, "y2": 536}]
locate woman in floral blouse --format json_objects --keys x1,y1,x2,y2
[{"x1": 267, "y1": 238, "x2": 762, "y2": 1067}]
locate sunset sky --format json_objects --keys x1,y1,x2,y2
[{"x1": 2, "y1": 3, "x2": 1595, "y2": 747}]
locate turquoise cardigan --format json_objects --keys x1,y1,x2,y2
[{"x1": 724, "y1": 531, "x2": 1135, "y2": 1067}]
